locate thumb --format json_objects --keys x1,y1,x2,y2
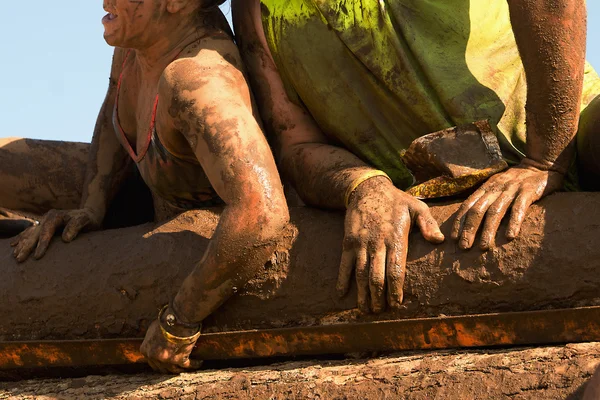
[
  {"x1": 415, "y1": 209, "x2": 445, "y2": 244},
  {"x1": 62, "y1": 214, "x2": 89, "y2": 243},
  {"x1": 181, "y1": 357, "x2": 203, "y2": 370}
]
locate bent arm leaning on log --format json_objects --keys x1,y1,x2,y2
[
  {"x1": 452, "y1": 0, "x2": 587, "y2": 250},
  {"x1": 233, "y1": 1, "x2": 444, "y2": 315},
  {"x1": 139, "y1": 52, "x2": 290, "y2": 373},
  {"x1": 11, "y1": 49, "x2": 130, "y2": 262}
]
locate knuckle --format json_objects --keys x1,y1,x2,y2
[
  {"x1": 457, "y1": 203, "x2": 471, "y2": 215},
  {"x1": 356, "y1": 268, "x2": 369, "y2": 281},
  {"x1": 486, "y1": 207, "x2": 501, "y2": 217},
  {"x1": 370, "y1": 279, "x2": 385, "y2": 293},
  {"x1": 470, "y1": 205, "x2": 486, "y2": 217},
  {"x1": 45, "y1": 209, "x2": 60, "y2": 221},
  {"x1": 387, "y1": 268, "x2": 403, "y2": 282},
  {"x1": 461, "y1": 224, "x2": 475, "y2": 235},
  {"x1": 342, "y1": 236, "x2": 359, "y2": 250}
]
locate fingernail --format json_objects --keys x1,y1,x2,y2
[{"x1": 460, "y1": 237, "x2": 470, "y2": 249}]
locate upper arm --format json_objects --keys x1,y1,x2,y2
[
  {"x1": 231, "y1": 0, "x2": 328, "y2": 153},
  {"x1": 161, "y1": 56, "x2": 286, "y2": 212},
  {"x1": 81, "y1": 47, "x2": 129, "y2": 211}
]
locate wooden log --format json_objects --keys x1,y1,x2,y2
[
  {"x1": 1, "y1": 343, "x2": 599, "y2": 399},
  {"x1": 1, "y1": 193, "x2": 600, "y2": 341}
]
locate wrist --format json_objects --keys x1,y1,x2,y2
[
  {"x1": 159, "y1": 303, "x2": 202, "y2": 338},
  {"x1": 520, "y1": 158, "x2": 568, "y2": 175},
  {"x1": 348, "y1": 174, "x2": 394, "y2": 206},
  {"x1": 80, "y1": 204, "x2": 105, "y2": 223}
]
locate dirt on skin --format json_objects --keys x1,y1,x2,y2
[
  {"x1": 1, "y1": 342, "x2": 599, "y2": 399},
  {"x1": 1, "y1": 192, "x2": 600, "y2": 340}
]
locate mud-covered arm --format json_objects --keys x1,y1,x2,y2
[
  {"x1": 231, "y1": 0, "x2": 443, "y2": 316},
  {"x1": 232, "y1": 0, "x2": 382, "y2": 210},
  {"x1": 11, "y1": 48, "x2": 131, "y2": 262},
  {"x1": 80, "y1": 47, "x2": 131, "y2": 221},
  {"x1": 507, "y1": 0, "x2": 586, "y2": 171},
  {"x1": 452, "y1": 1, "x2": 587, "y2": 250},
  {"x1": 161, "y1": 56, "x2": 290, "y2": 324}
]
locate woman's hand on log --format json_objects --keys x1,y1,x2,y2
[
  {"x1": 10, "y1": 208, "x2": 102, "y2": 262},
  {"x1": 452, "y1": 163, "x2": 564, "y2": 250},
  {"x1": 140, "y1": 320, "x2": 202, "y2": 374},
  {"x1": 337, "y1": 177, "x2": 445, "y2": 313}
]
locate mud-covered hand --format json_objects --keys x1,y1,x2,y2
[
  {"x1": 140, "y1": 320, "x2": 202, "y2": 374},
  {"x1": 452, "y1": 162, "x2": 564, "y2": 250},
  {"x1": 337, "y1": 177, "x2": 445, "y2": 313},
  {"x1": 10, "y1": 208, "x2": 102, "y2": 262}
]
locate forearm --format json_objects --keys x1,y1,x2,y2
[
  {"x1": 233, "y1": 1, "x2": 383, "y2": 209},
  {"x1": 172, "y1": 205, "x2": 285, "y2": 324},
  {"x1": 79, "y1": 90, "x2": 129, "y2": 218},
  {"x1": 507, "y1": 0, "x2": 586, "y2": 172},
  {"x1": 283, "y1": 142, "x2": 385, "y2": 209}
]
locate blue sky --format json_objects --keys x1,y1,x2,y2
[{"x1": 1, "y1": 1, "x2": 598, "y2": 143}]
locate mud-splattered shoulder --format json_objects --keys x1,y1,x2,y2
[
  {"x1": 197, "y1": 30, "x2": 247, "y2": 73},
  {"x1": 159, "y1": 45, "x2": 250, "y2": 104}
]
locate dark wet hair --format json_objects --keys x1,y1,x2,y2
[{"x1": 201, "y1": 0, "x2": 227, "y2": 9}]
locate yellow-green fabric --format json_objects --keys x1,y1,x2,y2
[{"x1": 260, "y1": 0, "x2": 600, "y2": 189}]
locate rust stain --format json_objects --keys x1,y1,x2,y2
[
  {"x1": 117, "y1": 343, "x2": 145, "y2": 363},
  {"x1": 3, "y1": 307, "x2": 600, "y2": 369},
  {"x1": 32, "y1": 345, "x2": 72, "y2": 365},
  {"x1": 0, "y1": 347, "x2": 25, "y2": 367}
]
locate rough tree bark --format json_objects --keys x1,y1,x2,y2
[{"x1": 1, "y1": 193, "x2": 600, "y2": 341}]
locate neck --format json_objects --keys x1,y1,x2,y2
[{"x1": 134, "y1": 19, "x2": 205, "y2": 77}]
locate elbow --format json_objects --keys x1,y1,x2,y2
[
  {"x1": 257, "y1": 199, "x2": 290, "y2": 243},
  {"x1": 231, "y1": 191, "x2": 290, "y2": 243}
]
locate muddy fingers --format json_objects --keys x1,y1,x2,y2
[
  {"x1": 11, "y1": 208, "x2": 102, "y2": 262},
  {"x1": 341, "y1": 175, "x2": 441, "y2": 313}
]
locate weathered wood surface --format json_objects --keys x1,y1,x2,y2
[
  {"x1": 1, "y1": 343, "x2": 599, "y2": 399},
  {"x1": 1, "y1": 193, "x2": 600, "y2": 340}
]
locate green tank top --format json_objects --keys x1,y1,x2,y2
[{"x1": 260, "y1": 0, "x2": 600, "y2": 189}]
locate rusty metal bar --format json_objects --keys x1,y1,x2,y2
[{"x1": 2, "y1": 306, "x2": 600, "y2": 370}]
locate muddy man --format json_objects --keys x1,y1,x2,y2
[
  {"x1": 233, "y1": 0, "x2": 600, "y2": 314},
  {"x1": 0, "y1": 0, "x2": 289, "y2": 373}
]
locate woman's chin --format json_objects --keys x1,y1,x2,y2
[{"x1": 103, "y1": 31, "x2": 122, "y2": 47}]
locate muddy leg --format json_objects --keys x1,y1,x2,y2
[
  {"x1": 0, "y1": 137, "x2": 88, "y2": 214},
  {"x1": 577, "y1": 95, "x2": 600, "y2": 190}
]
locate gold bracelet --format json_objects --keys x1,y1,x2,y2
[
  {"x1": 159, "y1": 324, "x2": 201, "y2": 345},
  {"x1": 344, "y1": 170, "x2": 392, "y2": 208},
  {"x1": 158, "y1": 305, "x2": 201, "y2": 345}
]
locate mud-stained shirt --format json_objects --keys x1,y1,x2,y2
[{"x1": 260, "y1": 0, "x2": 600, "y2": 189}]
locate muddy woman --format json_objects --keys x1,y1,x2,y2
[{"x1": 1, "y1": 0, "x2": 289, "y2": 373}]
